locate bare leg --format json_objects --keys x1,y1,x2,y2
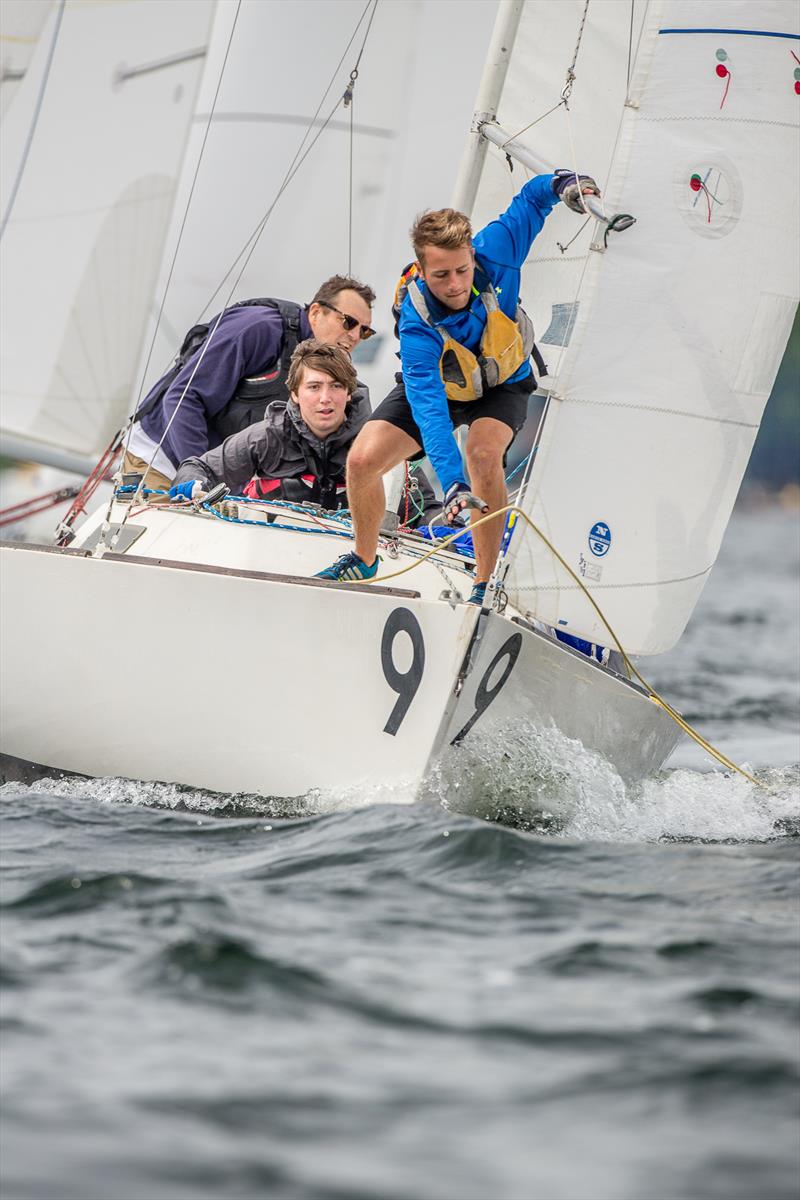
[
  {"x1": 346, "y1": 421, "x2": 421, "y2": 564},
  {"x1": 464, "y1": 418, "x2": 514, "y2": 583}
]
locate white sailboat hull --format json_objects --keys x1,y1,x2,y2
[{"x1": 0, "y1": 501, "x2": 682, "y2": 803}]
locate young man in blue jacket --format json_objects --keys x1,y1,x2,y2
[
  {"x1": 124, "y1": 275, "x2": 376, "y2": 490},
  {"x1": 317, "y1": 171, "x2": 598, "y2": 602}
]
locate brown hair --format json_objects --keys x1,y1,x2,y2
[
  {"x1": 310, "y1": 275, "x2": 376, "y2": 309},
  {"x1": 286, "y1": 338, "x2": 358, "y2": 396},
  {"x1": 411, "y1": 208, "x2": 473, "y2": 265}
]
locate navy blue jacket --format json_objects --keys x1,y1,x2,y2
[{"x1": 139, "y1": 305, "x2": 312, "y2": 466}]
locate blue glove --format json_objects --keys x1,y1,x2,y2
[
  {"x1": 168, "y1": 479, "x2": 203, "y2": 501},
  {"x1": 443, "y1": 482, "x2": 489, "y2": 525},
  {"x1": 551, "y1": 170, "x2": 600, "y2": 213}
]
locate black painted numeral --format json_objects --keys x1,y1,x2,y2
[
  {"x1": 451, "y1": 632, "x2": 522, "y2": 745},
  {"x1": 381, "y1": 608, "x2": 425, "y2": 736}
]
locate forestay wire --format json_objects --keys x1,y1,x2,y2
[
  {"x1": 105, "y1": 0, "x2": 379, "y2": 544},
  {"x1": 500, "y1": 0, "x2": 590, "y2": 147},
  {"x1": 344, "y1": 0, "x2": 379, "y2": 273}
]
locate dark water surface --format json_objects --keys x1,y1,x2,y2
[{"x1": 2, "y1": 509, "x2": 799, "y2": 1200}]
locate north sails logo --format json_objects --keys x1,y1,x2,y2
[{"x1": 588, "y1": 522, "x2": 611, "y2": 557}]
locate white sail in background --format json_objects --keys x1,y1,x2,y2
[
  {"x1": 0, "y1": 0, "x2": 214, "y2": 472},
  {"x1": 467, "y1": 0, "x2": 799, "y2": 655},
  {"x1": 0, "y1": 0, "x2": 55, "y2": 121}
]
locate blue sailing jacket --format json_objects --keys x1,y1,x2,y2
[{"x1": 397, "y1": 173, "x2": 558, "y2": 493}]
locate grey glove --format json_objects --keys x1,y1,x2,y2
[
  {"x1": 552, "y1": 170, "x2": 600, "y2": 214},
  {"x1": 443, "y1": 482, "x2": 489, "y2": 526}
]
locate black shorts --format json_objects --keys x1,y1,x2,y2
[{"x1": 369, "y1": 374, "x2": 534, "y2": 463}]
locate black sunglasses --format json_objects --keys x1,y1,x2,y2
[{"x1": 317, "y1": 300, "x2": 376, "y2": 341}]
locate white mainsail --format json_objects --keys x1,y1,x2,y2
[
  {"x1": 0, "y1": 0, "x2": 214, "y2": 473},
  {"x1": 466, "y1": 0, "x2": 799, "y2": 655}
]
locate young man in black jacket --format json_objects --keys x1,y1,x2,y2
[{"x1": 171, "y1": 340, "x2": 364, "y2": 507}]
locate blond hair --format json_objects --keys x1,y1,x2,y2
[
  {"x1": 411, "y1": 208, "x2": 473, "y2": 265},
  {"x1": 286, "y1": 339, "x2": 357, "y2": 396}
]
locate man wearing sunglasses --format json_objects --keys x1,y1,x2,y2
[{"x1": 123, "y1": 275, "x2": 376, "y2": 490}]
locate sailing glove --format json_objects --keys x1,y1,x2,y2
[
  {"x1": 552, "y1": 170, "x2": 600, "y2": 213},
  {"x1": 443, "y1": 482, "x2": 489, "y2": 525},
  {"x1": 168, "y1": 479, "x2": 205, "y2": 501}
]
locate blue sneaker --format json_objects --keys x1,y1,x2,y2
[
  {"x1": 316, "y1": 552, "x2": 380, "y2": 582},
  {"x1": 468, "y1": 581, "x2": 488, "y2": 606}
]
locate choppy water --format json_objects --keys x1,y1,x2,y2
[{"x1": 2, "y1": 508, "x2": 798, "y2": 1200}]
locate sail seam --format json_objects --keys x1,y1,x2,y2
[
  {"x1": 192, "y1": 112, "x2": 394, "y2": 138},
  {"x1": 512, "y1": 568, "x2": 711, "y2": 593},
  {"x1": 639, "y1": 115, "x2": 797, "y2": 128},
  {"x1": 552, "y1": 398, "x2": 759, "y2": 429}
]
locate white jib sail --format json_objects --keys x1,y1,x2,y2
[
  {"x1": 468, "y1": 0, "x2": 799, "y2": 656},
  {"x1": 0, "y1": 0, "x2": 214, "y2": 473}
]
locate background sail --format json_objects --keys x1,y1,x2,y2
[
  {"x1": 468, "y1": 0, "x2": 799, "y2": 655},
  {"x1": 0, "y1": 0, "x2": 214, "y2": 472},
  {"x1": 0, "y1": 1, "x2": 55, "y2": 120}
]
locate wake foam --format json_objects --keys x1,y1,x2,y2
[
  {"x1": 0, "y1": 770, "x2": 421, "y2": 820},
  {"x1": 3, "y1": 737, "x2": 796, "y2": 843},
  {"x1": 427, "y1": 719, "x2": 799, "y2": 843}
]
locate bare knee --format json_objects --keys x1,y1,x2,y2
[
  {"x1": 347, "y1": 421, "x2": 416, "y2": 479},
  {"x1": 346, "y1": 434, "x2": 385, "y2": 478},
  {"x1": 466, "y1": 442, "x2": 504, "y2": 482}
]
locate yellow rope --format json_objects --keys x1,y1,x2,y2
[{"x1": 345, "y1": 504, "x2": 765, "y2": 790}]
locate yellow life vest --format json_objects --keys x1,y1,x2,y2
[{"x1": 405, "y1": 276, "x2": 535, "y2": 403}]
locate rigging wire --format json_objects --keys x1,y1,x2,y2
[
  {"x1": 625, "y1": 0, "x2": 635, "y2": 101},
  {"x1": 342, "y1": 0, "x2": 380, "y2": 273},
  {"x1": 347, "y1": 80, "x2": 355, "y2": 274},
  {"x1": 195, "y1": 0, "x2": 377, "y2": 323},
  {"x1": 500, "y1": 0, "x2": 590, "y2": 147},
  {"x1": 0, "y1": 0, "x2": 66, "y2": 243}
]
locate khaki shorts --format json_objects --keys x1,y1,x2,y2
[{"x1": 122, "y1": 451, "x2": 174, "y2": 494}]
